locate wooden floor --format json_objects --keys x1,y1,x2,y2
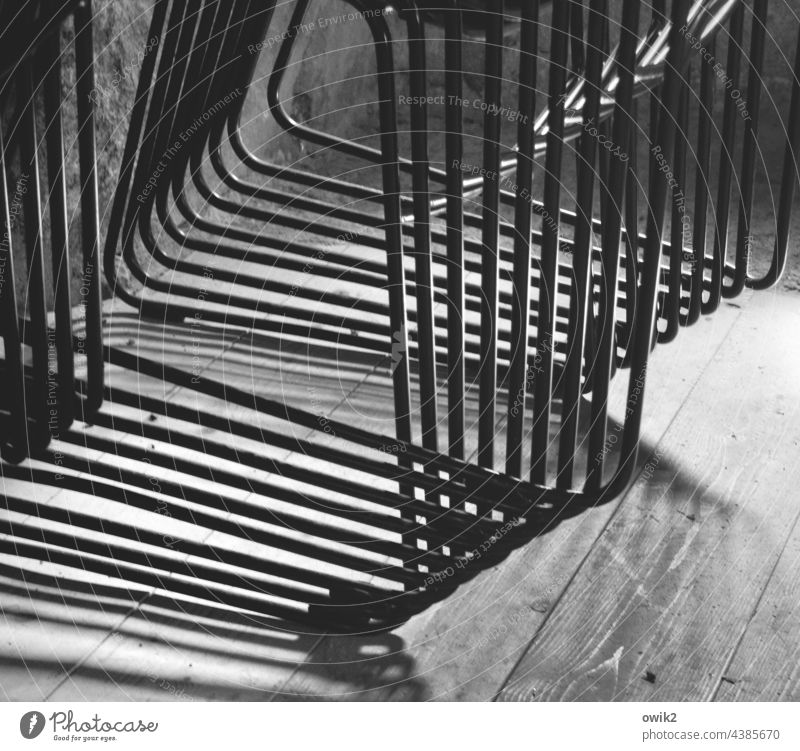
[{"x1": 2, "y1": 288, "x2": 800, "y2": 702}]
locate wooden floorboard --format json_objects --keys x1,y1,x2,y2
[
  {"x1": 496, "y1": 293, "x2": 800, "y2": 701},
  {"x1": 46, "y1": 595, "x2": 324, "y2": 702},
  {"x1": 0, "y1": 568, "x2": 147, "y2": 701},
  {"x1": 267, "y1": 302, "x2": 744, "y2": 700}
]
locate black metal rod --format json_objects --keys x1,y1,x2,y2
[
  {"x1": 661, "y1": 69, "x2": 690, "y2": 343},
  {"x1": 406, "y1": 7, "x2": 439, "y2": 453},
  {"x1": 557, "y1": 0, "x2": 607, "y2": 490},
  {"x1": 0, "y1": 128, "x2": 28, "y2": 462},
  {"x1": 602, "y1": 0, "x2": 693, "y2": 498},
  {"x1": 18, "y1": 61, "x2": 51, "y2": 452},
  {"x1": 505, "y1": 0, "x2": 538, "y2": 478},
  {"x1": 687, "y1": 36, "x2": 715, "y2": 325},
  {"x1": 705, "y1": 0, "x2": 744, "y2": 313},
  {"x1": 586, "y1": 0, "x2": 641, "y2": 490},
  {"x1": 73, "y1": 0, "x2": 104, "y2": 414},
  {"x1": 749, "y1": 14, "x2": 800, "y2": 290},
  {"x1": 531, "y1": 0, "x2": 570, "y2": 486},
  {"x1": 725, "y1": 0, "x2": 768, "y2": 298},
  {"x1": 444, "y1": 2, "x2": 465, "y2": 460},
  {"x1": 477, "y1": 0, "x2": 504, "y2": 470}
]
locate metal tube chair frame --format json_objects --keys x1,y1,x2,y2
[{"x1": 103, "y1": 0, "x2": 797, "y2": 487}]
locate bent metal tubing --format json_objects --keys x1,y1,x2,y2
[
  {"x1": 114, "y1": 4, "x2": 544, "y2": 494},
  {"x1": 182, "y1": 0, "x2": 695, "y2": 259},
  {"x1": 98, "y1": 2, "x2": 796, "y2": 500},
  {"x1": 107, "y1": 2, "x2": 586, "y2": 366},
  {"x1": 260, "y1": 0, "x2": 737, "y2": 198},
  {"x1": 112, "y1": 2, "x2": 631, "y2": 352},
  {"x1": 136, "y1": 0, "x2": 708, "y2": 333},
  {"x1": 161, "y1": 0, "x2": 764, "y2": 354}
]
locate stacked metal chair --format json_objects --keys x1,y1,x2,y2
[
  {"x1": 0, "y1": 0, "x2": 103, "y2": 460},
  {"x1": 1, "y1": 0, "x2": 799, "y2": 631}
]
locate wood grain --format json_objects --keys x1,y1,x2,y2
[
  {"x1": 714, "y1": 506, "x2": 800, "y2": 701},
  {"x1": 269, "y1": 303, "x2": 744, "y2": 700},
  {"x1": 497, "y1": 294, "x2": 800, "y2": 701}
]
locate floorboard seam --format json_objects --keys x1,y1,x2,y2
[
  {"x1": 266, "y1": 634, "x2": 328, "y2": 701},
  {"x1": 490, "y1": 309, "x2": 745, "y2": 701},
  {"x1": 44, "y1": 591, "x2": 151, "y2": 701},
  {"x1": 708, "y1": 478, "x2": 800, "y2": 702}
]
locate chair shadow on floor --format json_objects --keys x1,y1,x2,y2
[
  {"x1": 0, "y1": 563, "x2": 429, "y2": 701},
  {"x1": 1, "y1": 433, "x2": 715, "y2": 701}
]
